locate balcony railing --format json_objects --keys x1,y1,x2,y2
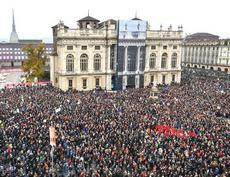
[
  {"x1": 57, "y1": 29, "x2": 117, "y2": 38},
  {"x1": 147, "y1": 30, "x2": 183, "y2": 39},
  {"x1": 57, "y1": 70, "x2": 113, "y2": 75}
]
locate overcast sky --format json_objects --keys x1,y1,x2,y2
[{"x1": 0, "y1": 0, "x2": 229, "y2": 42}]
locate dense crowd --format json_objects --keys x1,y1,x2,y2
[{"x1": 0, "y1": 69, "x2": 229, "y2": 177}]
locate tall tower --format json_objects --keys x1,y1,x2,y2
[{"x1": 9, "y1": 9, "x2": 19, "y2": 43}]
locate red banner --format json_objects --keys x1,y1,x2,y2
[{"x1": 153, "y1": 124, "x2": 197, "y2": 139}]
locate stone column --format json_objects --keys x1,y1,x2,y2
[
  {"x1": 107, "y1": 45, "x2": 111, "y2": 71},
  {"x1": 193, "y1": 47, "x2": 197, "y2": 63},
  {"x1": 135, "y1": 75, "x2": 140, "y2": 88},
  {"x1": 145, "y1": 45, "x2": 150, "y2": 71},
  {"x1": 135, "y1": 46, "x2": 140, "y2": 88},
  {"x1": 106, "y1": 75, "x2": 112, "y2": 90},
  {"x1": 215, "y1": 47, "x2": 218, "y2": 65},
  {"x1": 136, "y1": 46, "x2": 140, "y2": 72},
  {"x1": 205, "y1": 47, "x2": 209, "y2": 65},
  {"x1": 124, "y1": 46, "x2": 128, "y2": 72},
  {"x1": 187, "y1": 47, "x2": 190, "y2": 63},
  {"x1": 201, "y1": 47, "x2": 205, "y2": 64},
  {"x1": 122, "y1": 76, "x2": 127, "y2": 90},
  {"x1": 167, "y1": 51, "x2": 171, "y2": 70},
  {"x1": 114, "y1": 45, "x2": 117, "y2": 70},
  {"x1": 197, "y1": 47, "x2": 200, "y2": 63}
]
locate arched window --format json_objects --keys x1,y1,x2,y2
[
  {"x1": 171, "y1": 53, "x2": 177, "y2": 68},
  {"x1": 149, "y1": 53, "x2": 156, "y2": 69},
  {"x1": 66, "y1": 54, "x2": 74, "y2": 72},
  {"x1": 80, "y1": 54, "x2": 88, "y2": 71},
  {"x1": 94, "y1": 54, "x2": 101, "y2": 71},
  {"x1": 161, "y1": 53, "x2": 167, "y2": 68}
]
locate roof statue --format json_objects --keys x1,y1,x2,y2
[{"x1": 132, "y1": 11, "x2": 141, "y2": 21}]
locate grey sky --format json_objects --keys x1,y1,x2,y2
[{"x1": 0, "y1": 0, "x2": 229, "y2": 42}]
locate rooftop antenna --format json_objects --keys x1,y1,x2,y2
[
  {"x1": 88, "y1": 9, "x2": 89, "y2": 16},
  {"x1": 135, "y1": 11, "x2": 137, "y2": 18}
]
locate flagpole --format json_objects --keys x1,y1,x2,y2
[
  {"x1": 49, "y1": 126, "x2": 56, "y2": 176},
  {"x1": 50, "y1": 146, "x2": 55, "y2": 176}
]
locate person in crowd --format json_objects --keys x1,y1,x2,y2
[{"x1": 0, "y1": 69, "x2": 229, "y2": 176}]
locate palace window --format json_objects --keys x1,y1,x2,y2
[
  {"x1": 68, "y1": 79, "x2": 73, "y2": 90},
  {"x1": 95, "y1": 46, "x2": 100, "y2": 50},
  {"x1": 82, "y1": 79, "x2": 87, "y2": 89},
  {"x1": 95, "y1": 78, "x2": 100, "y2": 87},
  {"x1": 80, "y1": 54, "x2": 88, "y2": 71},
  {"x1": 163, "y1": 46, "x2": 167, "y2": 50},
  {"x1": 150, "y1": 75, "x2": 154, "y2": 83},
  {"x1": 171, "y1": 53, "x2": 177, "y2": 68},
  {"x1": 172, "y1": 74, "x2": 175, "y2": 82},
  {"x1": 151, "y1": 45, "x2": 156, "y2": 50},
  {"x1": 94, "y1": 54, "x2": 101, "y2": 71},
  {"x1": 67, "y1": 46, "x2": 73, "y2": 50},
  {"x1": 81, "y1": 46, "x2": 87, "y2": 50},
  {"x1": 173, "y1": 45, "x2": 177, "y2": 49},
  {"x1": 66, "y1": 54, "x2": 74, "y2": 72},
  {"x1": 161, "y1": 53, "x2": 168, "y2": 68},
  {"x1": 162, "y1": 75, "x2": 166, "y2": 84},
  {"x1": 149, "y1": 53, "x2": 156, "y2": 69}
]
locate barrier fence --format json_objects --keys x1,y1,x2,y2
[{"x1": 4, "y1": 81, "x2": 50, "y2": 89}]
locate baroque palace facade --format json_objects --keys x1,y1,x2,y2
[
  {"x1": 182, "y1": 33, "x2": 230, "y2": 72},
  {"x1": 50, "y1": 15, "x2": 183, "y2": 91}
]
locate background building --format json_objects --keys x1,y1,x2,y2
[
  {"x1": 182, "y1": 33, "x2": 229, "y2": 72},
  {"x1": 50, "y1": 15, "x2": 183, "y2": 91},
  {"x1": 218, "y1": 39, "x2": 230, "y2": 72},
  {"x1": 0, "y1": 41, "x2": 53, "y2": 68},
  {"x1": 0, "y1": 10, "x2": 53, "y2": 68}
]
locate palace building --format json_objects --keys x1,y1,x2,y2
[
  {"x1": 50, "y1": 15, "x2": 183, "y2": 91},
  {"x1": 182, "y1": 33, "x2": 230, "y2": 72},
  {"x1": 218, "y1": 39, "x2": 230, "y2": 72}
]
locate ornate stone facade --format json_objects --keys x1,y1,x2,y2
[
  {"x1": 50, "y1": 16, "x2": 183, "y2": 91},
  {"x1": 218, "y1": 39, "x2": 230, "y2": 72},
  {"x1": 145, "y1": 28, "x2": 183, "y2": 87}
]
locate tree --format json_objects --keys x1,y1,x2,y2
[{"x1": 22, "y1": 43, "x2": 46, "y2": 82}]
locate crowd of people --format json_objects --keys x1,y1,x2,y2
[{"x1": 0, "y1": 69, "x2": 229, "y2": 176}]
